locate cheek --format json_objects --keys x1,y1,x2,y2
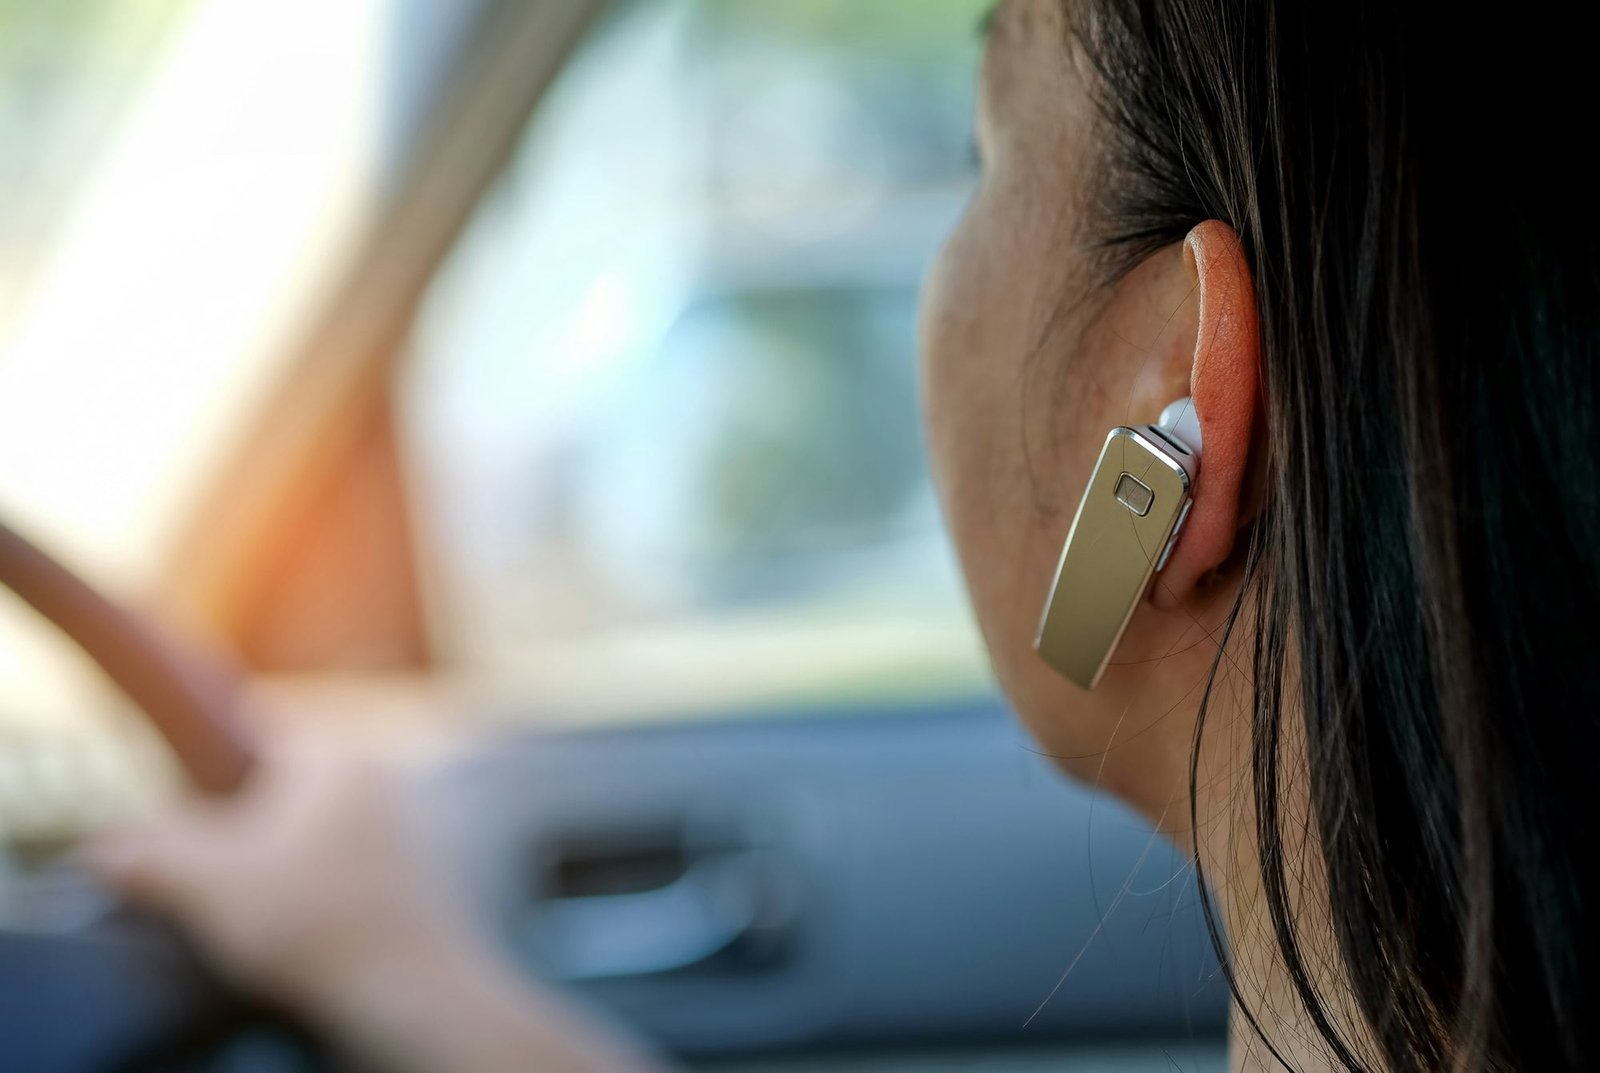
[
  {"x1": 918, "y1": 192, "x2": 1076, "y2": 674},
  {"x1": 919, "y1": 202, "x2": 995, "y2": 519},
  {"x1": 918, "y1": 184, "x2": 1149, "y2": 779},
  {"x1": 919, "y1": 196, "x2": 1027, "y2": 583}
]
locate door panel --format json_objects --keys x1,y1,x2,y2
[{"x1": 436, "y1": 698, "x2": 1228, "y2": 1058}]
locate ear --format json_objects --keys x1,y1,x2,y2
[{"x1": 1149, "y1": 220, "x2": 1260, "y2": 611}]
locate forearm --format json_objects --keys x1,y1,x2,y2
[{"x1": 307, "y1": 924, "x2": 667, "y2": 1073}]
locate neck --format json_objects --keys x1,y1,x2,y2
[{"x1": 1189, "y1": 669, "x2": 1375, "y2": 1073}]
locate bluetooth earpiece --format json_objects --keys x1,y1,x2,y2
[{"x1": 1034, "y1": 398, "x2": 1201, "y2": 690}]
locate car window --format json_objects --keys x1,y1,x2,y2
[
  {"x1": 0, "y1": 0, "x2": 391, "y2": 583},
  {"x1": 0, "y1": 0, "x2": 398, "y2": 837},
  {"x1": 400, "y1": 0, "x2": 994, "y2": 724},
  {"x1": 2, "y1": 2, "x2": 188, "y2": 331}
]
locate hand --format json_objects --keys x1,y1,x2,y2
[
  {"x1": 87, "y1": 736, "x2": 454, "y2": 1009},
  {"x1": 86, "y1": 735, "x2": 664, "y2": 1073}
]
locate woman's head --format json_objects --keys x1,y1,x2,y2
[{"x1": 921, "y1": 1, "x2": 1600, "y2": 1070}]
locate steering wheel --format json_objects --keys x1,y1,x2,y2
[{"x1": 0, "y1": 520, "x2": 339, "y2": 1071}]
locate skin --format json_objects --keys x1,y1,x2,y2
[{"x1": 90, "y1": 1, "x2": 1358, "y2": 1070}]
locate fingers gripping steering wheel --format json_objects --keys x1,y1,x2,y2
[{"x1": 0, "y1": 520, "x2": 337, "y2": 1071}]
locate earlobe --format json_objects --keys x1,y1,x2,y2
[{"x1": 1148, "y1": 220, "x2": 1261, "y2": 610}]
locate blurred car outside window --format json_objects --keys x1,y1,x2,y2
[{"x1": 400, "y1": 0, "x2": 994, "y2": 724}]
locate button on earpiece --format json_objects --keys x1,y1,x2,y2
[{"x1": 1114, "y1": 473, "x2": 1155, "y2": 516}]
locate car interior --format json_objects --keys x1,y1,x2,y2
[{"x1": 0, "y1": 1, "x2": 1228, "y2": 1069}]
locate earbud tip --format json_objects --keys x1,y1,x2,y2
[{"x1": 1157, "y1": 397, "x2": 1203, "y2": 456}]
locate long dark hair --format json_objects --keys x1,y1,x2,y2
[{"x1": 1069, "y1": 2, "x2": 1600, "y2": 1069}]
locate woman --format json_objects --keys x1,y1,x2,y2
[{"x1": 90, "y1": 0, "x2": 1599, "y2": 1070}]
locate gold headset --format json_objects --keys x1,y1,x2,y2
[{"x1": 1034, "y1": 399, "x2": 1201, "y2": 690}]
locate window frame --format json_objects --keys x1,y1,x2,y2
[{"x1": 158, "y1": 0, "x2": 614, "y2": 671}]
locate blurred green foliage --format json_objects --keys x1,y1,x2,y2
[
  {"x1": 0, "y1": 0, "x2": 182, "y2": 39},
  {"x1": 0, "y1": 0, "x2": 186, "y2": 118},
  {"x1": 698, "y1": 0, "x2": 994, "y2": 60}
]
